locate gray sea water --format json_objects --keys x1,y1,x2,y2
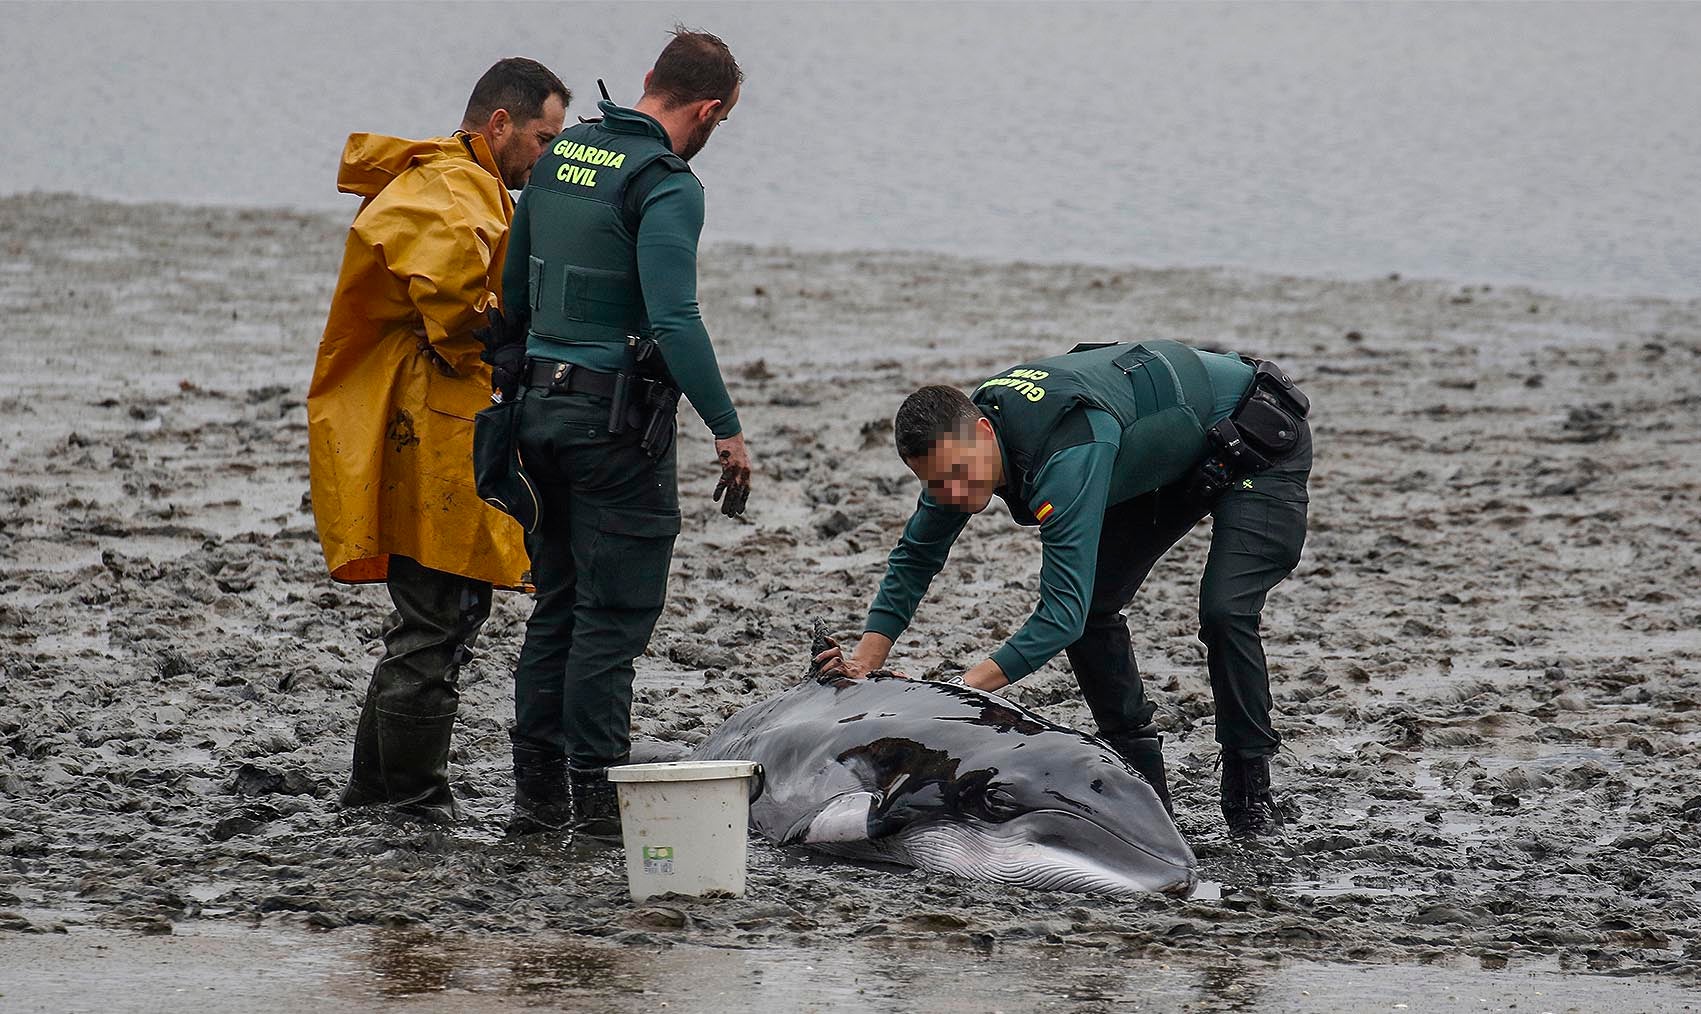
[{"x1": 4, "y1": 1, "x2": 1698, "y2": 297}]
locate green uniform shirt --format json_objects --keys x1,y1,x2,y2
[
  {"x1": 503, "y1": 102, "x2": 740, "y2": 438},
  {"x1": 866, "y1": 349, "x2": 1254, "y2": 681}
]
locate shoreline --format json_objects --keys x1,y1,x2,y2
[{"x1": 9, "y1": 189, "x2": 1700, "y2": 306}]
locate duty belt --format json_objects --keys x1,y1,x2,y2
[{"x1": 525, "y1": 359, "x2": 620, "y2": 399}]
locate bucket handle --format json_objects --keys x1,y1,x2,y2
[{"x1": 746, "y1": 763, "x2": 766, "y2": 802}]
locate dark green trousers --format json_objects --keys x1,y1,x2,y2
[
  {"x1": 345, "y1": 554, "x2": 492, "y2": 811},
  {"x1": 1064, "y1": 423, "x2": 1311, "y2": 758},
  {"x1": 510, "y1": 386, "x2": 680, "y2": 771}
]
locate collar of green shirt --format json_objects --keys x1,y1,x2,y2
[
  {"x1": 991, "y1": 424, "x2": 1013, "y2": 500},
  {"x1": 597, "y1": 100, "x2": 673, "y2": 147}
]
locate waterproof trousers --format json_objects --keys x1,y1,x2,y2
[
  {"x1": 1064, "y1": 424, "x2": 1311, "y2": 758},
  {"x1": 509, "y1": 385, "x2": 680, "y2": 773},
  {"x1": 344, "y1": 554, "x2": 493, "y2": 812}
]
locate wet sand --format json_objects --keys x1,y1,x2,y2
[{"x1": 2, "y1": 194, "x2": 1699, "y2": 997}]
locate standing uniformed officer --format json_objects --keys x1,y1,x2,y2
[
  {"x1": 499, "y1": 29, "x2": 752, "y2": 837},
  {"x1": 816, "y1": 341, "x2": 1313, "y2": 838},
  {"x1": 309, "y1": 59, "x2": 568, "y2": 823}
]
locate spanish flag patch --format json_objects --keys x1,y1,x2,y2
[{"x1": 1035, "y1": 501, "x2": 1056, "y2": 522}]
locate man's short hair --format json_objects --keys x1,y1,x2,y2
[
  {"x1": 646, "y1": 26, "x2": 743, "y2": 108},
  {"x1": 464, "y1": 57, "x2": 570, "y2": 126},
  {"x1": 895, "y1": 386, "x2": 984, "y2": 460}
]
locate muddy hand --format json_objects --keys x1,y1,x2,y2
[
  {"x1": 812, "y1": 641, "x2": 845, "y2": 677},
  {"x1": 713, "y1": 433, "x2": 752, "y2": 518},
  {"x1": 814, "y1": 645, "x2": 906, "y2": 681},
  {"x1": 814, "y1": 643, "x2": 872, "y2": 679}
]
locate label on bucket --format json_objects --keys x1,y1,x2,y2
[{"x1": 642, "y1": 846, "x2": 675, "y2": 875}]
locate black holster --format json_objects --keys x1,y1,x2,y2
[
  {"x1": 636, "y1": 381, "x2": 680, "y2": 459},
  {"x1": 623, "y1": 337, "x2": 679, "y2": 460}
]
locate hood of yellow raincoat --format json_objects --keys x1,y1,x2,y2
[{"x1": 336, "y1": 132, "x2": 494, "y2": 198}]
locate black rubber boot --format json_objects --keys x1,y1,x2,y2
[
  {"x1": 569, "y1": 765, "x2": 624, "y2": 842},
  {"x1": 339, "y1": 557, "x2": 489, "y2": 824},
  {"x1": 375, "y1": 710, "x2": 461, "y2": 824},
  {"x1": 339, "y1": 707, "x2": 460, "y2": 823},
  {"x1": 1221, "y1": 753, "x2": 1283, "y2": 838},
  {"x1": 339, "y1": 692, "x2": 388, "y2": 808},
  {"x1": 1100, "y1": 726, "x2": 1174, "y2": 819},
  {"x1": 506, "y1": 750, "x2": 571, "y2": 837}
]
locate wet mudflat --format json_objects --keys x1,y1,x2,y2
[{"x1": 2, "y1": 195, "x2": 1700, "y2": 1003}]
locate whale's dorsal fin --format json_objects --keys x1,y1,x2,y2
[
  {"x1": 809, "y1": 620, "x2": 835, "y2": 662},
  {"x1": 806, "y1": 620, "x2": 840, "y2": 685},
  {"x1": 783, "y1": 791, "x2": 880, "y2": 845}
]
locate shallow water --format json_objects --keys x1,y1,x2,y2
[
  {"x1": 6, "y1": 2, "x2": 1700, "y2": 297},
  {"x1": 5, "y1": 923, "x2": 1700, "y2": 1014}
]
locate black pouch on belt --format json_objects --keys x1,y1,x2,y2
[
  {"x1": 1232, "y1": 391, "x2": 1301, "y2": 460},
  {"x1": 1228, "y1": 359, "x2": 1308, "y2": 461},
  {"x1": 1251, "y1": 359, "x2": 1309, "y2": 417},
  {"x1": 473, "y1": 398, "x2": 540, "y2": 533},
  {"x1": 608, "y1": 336, "x2": 639, "y2": 435}
]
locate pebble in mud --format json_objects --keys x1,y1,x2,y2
[{"x1": 0, "y1": 195, "x2": 1699, "y2": 985}]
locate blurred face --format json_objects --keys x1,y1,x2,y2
[
  {"x1": 677, "y1": 83, "x2": 740, "y2": 161},
  {"x1": 907, "y1": 417, "x2": 1004, "y2": 513},
  {"x1": 489, "y1": 93, "x2": 568, "y2": 189}
]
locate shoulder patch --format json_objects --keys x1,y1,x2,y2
[{"x1": 1035, "y1": 501, "x2": 1056, "y2": 522}]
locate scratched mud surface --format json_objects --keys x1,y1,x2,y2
[{"x1": 3, "y1": 195, "x2": 1699, "y2": 994}]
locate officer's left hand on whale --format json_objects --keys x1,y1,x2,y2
[{"x1": 811, "y1": 631, "x2": 907, "y2": 681}]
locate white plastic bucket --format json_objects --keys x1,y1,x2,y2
[{"x1": 606, "y1": 760, "x2": 762, "y2": 901}]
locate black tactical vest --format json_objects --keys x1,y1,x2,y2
[{"x1": 972, "y1": 341, "x2": 1221, "y2": 524}]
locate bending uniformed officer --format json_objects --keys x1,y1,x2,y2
[
  {"x1": 817, "y1": 341, "x2": 1312, "y2": 838},
  {"x1": 308, "y1": 60, "x2": 569, "y2": 822},
  {"x1": 500, "y1": 29, "x2": 752, "y2": 837}
]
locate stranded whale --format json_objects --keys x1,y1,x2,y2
[{"x1": 694, "y1": 635, "x2": 1197, "y2": 897}]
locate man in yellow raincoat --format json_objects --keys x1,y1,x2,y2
[{"x1": 307, "y1": 58, "x2": 568, "y2": 821}]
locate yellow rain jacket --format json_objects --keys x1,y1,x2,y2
[{"x1": 307, "y1": 131, "x2": 527, "y2": 589}]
